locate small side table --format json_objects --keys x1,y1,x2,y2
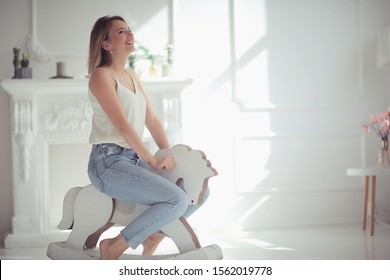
[{"x1": 347, "y1": 166, "x2": 390, "y2": 236}]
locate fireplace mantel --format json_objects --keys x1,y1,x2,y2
[{"x1": 1, "y1": 77, "x2": 192, "y2": 248}]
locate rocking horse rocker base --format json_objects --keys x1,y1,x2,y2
[
  {"x1": 46, "y1": 145, "x2": 223, "y2": 260},
  {"x1": 47, "y1": 241, "x2": 223, "y2": 260}
]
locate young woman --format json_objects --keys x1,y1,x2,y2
[{"x1": 87, "y1": 15, "x2": 208, "y2": 259}]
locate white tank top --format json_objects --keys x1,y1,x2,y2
[{"x1": 88, "y1": 69, "x2": 146, "y2": 149}]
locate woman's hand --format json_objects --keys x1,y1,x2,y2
[{"x1": 150, "y1": 155, "x2": 175, "y2": 170}]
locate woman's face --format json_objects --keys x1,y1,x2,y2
[{"x1": 105, "y1": 20, "x2": 135, "y2": 55}]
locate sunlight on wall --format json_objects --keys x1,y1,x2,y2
[
  {"x1": 235, "y1": 0, "x2": 267, "y2": 55},
  {"x1": 234, "y1": 138, "x2": 271, "y2": 193},
  {"x1": 234, "y1": 0, "x2": 271, "y2": 108},
  {"x1": 236, "y1": 50, "x2": 270, "y2": 108},
  {"x1": 172, "y1": 0, "x2": 273, "y2": 230},
  {"x1": 174, "y1": 0, "x2": 230, "y2": 81},
  {"x1": 232, "y1": 0, "x2": 273, "y2": 195},
  {"x1": 136, "y1": 6, "x2": 170, "y2": 55}
]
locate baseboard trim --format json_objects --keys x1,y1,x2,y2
[{"x1": 4, "y1": 231, "x2": 70, "y2": 249}]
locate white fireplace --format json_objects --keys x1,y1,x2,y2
[{"x1": 1, "y1": 77, "x2": 192, "y2": 248}]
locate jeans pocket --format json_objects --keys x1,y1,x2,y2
[{"x1": 102, "y1": 144, "x2": 124, "y2": 157}]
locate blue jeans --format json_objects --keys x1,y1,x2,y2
[{"x1": 87, "y1": 143, "x2": 209, "y2": 249}]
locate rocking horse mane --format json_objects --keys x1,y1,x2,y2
[{"x1": 154, "y1": 144, "x2": 218, "y2": 205}]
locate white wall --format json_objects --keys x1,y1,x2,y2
[{"x1": 1, "y1": 0, "x2": 390, "y2": 246}]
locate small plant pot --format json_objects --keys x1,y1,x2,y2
[{"x1": 16, "y1": 67, "x2": 32, "y2": 79}]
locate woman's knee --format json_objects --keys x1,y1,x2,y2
[{"x1": 170, "y1": 188, "x2": 189, "y2": 214}]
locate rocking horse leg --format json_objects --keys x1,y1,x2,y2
[
  {"x1": 178, "y1": 217, "x2": 201, "y2": 248},
  {"x1": 57, "y1": 187, "x2": 83, "y2": 230},
  {"x1": 155, "y1": 216, "x2": 223, "y2": 260},
  {"x1": 161, "y1": 216, "x2": 201, "y2": 254}
]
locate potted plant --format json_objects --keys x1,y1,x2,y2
[
  {"x1": 21, "y1": 53, "x2": 29, "y2": 67},
  {"x1": 15, "y1": 52, "x2": 32, "y2": 79},
  {"x1": 162, "y1": 43, "x2": 174, "y2": 77},
  {"x1": 135, "y1": 42, "x2": 158, "y2": 76}
]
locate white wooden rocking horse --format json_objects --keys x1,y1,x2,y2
[{"x1": 47, "y1": 144, "x2": 223, "y2": 260}]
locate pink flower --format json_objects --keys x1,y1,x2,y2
[
  {"x1": 362, "y1": 107, "x2": 390, "y2": 141},
  {"x1": 380, "y1": 119, "x2": 389, "y2": 135},
  {"x1": 380, "y1": 112, "x2": 389, "y2": 122},
  {"x1": 370, "y1": 114, "x2": 378, "y2": 125}
]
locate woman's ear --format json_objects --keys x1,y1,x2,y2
[{"x1": 101, "y1": 41, "x2": 111, "y2": 51}]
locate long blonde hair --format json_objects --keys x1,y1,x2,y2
[{"x1": 88, "y1": 15, "x2": 126, "y2": 75}]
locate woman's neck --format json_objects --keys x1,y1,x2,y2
[{"x1": 107, "y1": 60, "x2": 128, "y2": 75}]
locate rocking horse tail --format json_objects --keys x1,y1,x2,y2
[{"x1": 58, "y1": 187, "x2": 83, "y2": 230}]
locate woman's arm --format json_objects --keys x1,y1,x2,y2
[
  {"x1": 130, "y1": 69, "x2": 171, "y2": 150},
  {"x1": 89, "y1": 68, "x2": 173, "y2": 169}
]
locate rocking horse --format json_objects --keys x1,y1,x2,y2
[{"x1": 46, "y1": 144, "x2": 223, "y2": 260}]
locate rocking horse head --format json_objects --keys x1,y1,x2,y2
[{"x1": 154, "y1": 145, "x2": 218, "y2": 205}]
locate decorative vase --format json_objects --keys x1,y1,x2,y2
[
  {"x1": 377, "y1": 139, "x2": 390, "y2": 167},
  {"x1": 162, "y1": 63, "x2": 172, "y2": 77},
  {"x1": 148, "y1": 62, "x2": 158, "y2": 77},
  {"x1": 15, "y1": 67, "x2": 32, "y2": 79}
]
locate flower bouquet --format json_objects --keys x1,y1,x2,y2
[{"x1": 362, "y1": 107, "x2": 390, "y2": 166}]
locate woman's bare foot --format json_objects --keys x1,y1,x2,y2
[
  {"x1": 99, "y1": 239, "x2": 111, "y2": 259},
  {"x1": 142, "y1": 232, "x2": 165, "y2": 256},
  {"x1": 99, "y1": 235, "x2": 129, "y2": 260}
]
